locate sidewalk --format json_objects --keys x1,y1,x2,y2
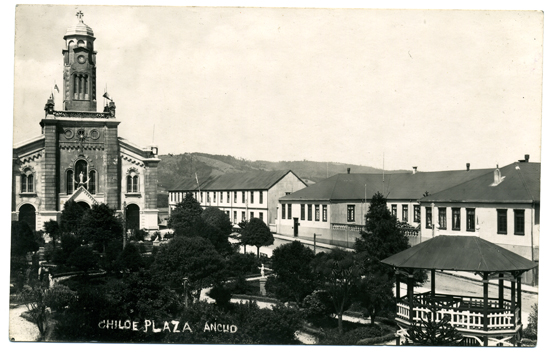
[{"x1": 273, "y1": 233, "x2": 351, "y2": 251}]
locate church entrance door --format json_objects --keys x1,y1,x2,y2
[
  {"x1": 19, "y1": 204, "x2": 36, "y2": 232},
  {"x1": 126, "y1": 204, "x2": 140, "y2": 232}
]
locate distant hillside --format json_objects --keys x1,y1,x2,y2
[{"x1": 157, "y1": 152, "x2": 409, "y2": 190}]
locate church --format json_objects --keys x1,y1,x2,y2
[{"x1": 12, "y1": 13, "x2": 160, "y2": 232}]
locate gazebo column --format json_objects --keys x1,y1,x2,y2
[
  {"x1": 408, "y1": 272, "x2": 414, "y2": 324},
  {"x1": 395, "y1": 270, "x2": 401, "y2": 300},
  {"x1": 517, "y1": 275, "x2": 522, "y2": 327},
  {"x1": 498, "y1": 273, "x2": 504, "y2": 309},
  {"x1": 431, "y1": 269, "x2": 436, "y2": 297},
  {"x1": 483, "y1": 272, "x2": 489, "y2": 346},
  {"x1": 510, "y1": 277, "x2": 517, "y2": 346}
]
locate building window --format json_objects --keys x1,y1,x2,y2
[
  {"x1": 242, "y1": 191, "x2": 245, "y2": 204},
  {"x1": 414, "y1": 205, "x2": 420, "y2": 223},
  {"x1": 260, "y1": 191, "x2": 263, "y2": 204},
  {"x1": 227, "y1": 192, "x2": 230, "y2": 203},
  {"x1": 282, "y1": 204, "x2": 286, "y2": 219},
  {"x1": 402, "y1": 205, "x2": 408, "y2": 222},
  {"x1": 234, "y1": 191, "x2": 237, "y2": 203},
  {"x1": 233, "y1": 211, "x2": 237, "y2": 223},
  {"x1": 66, "y1": 170, "x2": 74, "y2": 194},
  {"x1": 220, "y1": 192, "x2": 223, "y2": 203},
  {"x1": 242, "y1": 211, "x2": 246, "y2": 222},
  {"x1": 322, "y1": 205, "x2": 327, "y2": 222},
  {"x1": 497, "y1": 209, "x2": 507, "y2": 234},
  {"x1": 426, "y1": 207, "x2": 432, "y2": 229},
  {"x1": 207, "y1": 192, "x2": 210, "y2": 203},
  {"x1": 127, "y1": 175, "x2": 139, "y2": 193},
  {"x1": 250, "y1": 191, "x2": 254, "y2": 204},
  {"x1": 213, "y1": 192, "x2": 216, "y2": 203},
  {"x1": 315, "y1": 205, "x2": 320, "y2": 221},
  {"x1": 438, "y1": 207, "x2": 446, "y2": 229},
  {"x1": 452, "y1": 208, "x2": 461, "y2": 230},
  {"x1": 259, "y1": 212, "x2": 263, "y2": 221},
  {"x1": 391, "y1": 204, "x2": 397, "y2": 217},
  {"x1": 466, "y1": 209, "x2": 475, "y2": 232},
  {"x1": 250, "y1": 212, "x2": 254, "y2": 219},
  {"x1": 514, "y1": 210, "x2": 525, "y2": 235},
  {"x1": 200, "y1": 192, "x2": 203, "y2": 202},
  {"x1": 288, "y1": 204, "x2": 292, "y2": 219},
  {"x1": 89, "y1": 170, "x2": 96, "y2": 194},
  {"x1": 347, "y1": 205, "x2": 355, "y2": 222},
  {"x1": 307, "y1": 204, "x2": 312, "y2": 221},
  {"x1": 301, "y1": 204, "x2": 305, "y2": 220}
]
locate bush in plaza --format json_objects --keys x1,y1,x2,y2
[
  {"x1": 66, "y1": 246, "x2": 98, "y2": 275},
  {"x1": 523, "y1": 303, "x2": 538, "y2": 340}
]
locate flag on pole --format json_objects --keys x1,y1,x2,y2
[{"x1": 54, "y1": 84, "x2": 59, "y2": 93}]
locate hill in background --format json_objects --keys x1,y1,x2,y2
[{"x1": 157, "y1": 152, "x2": 409, "y2": 191}]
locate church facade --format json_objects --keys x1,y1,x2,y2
[{"x1": 12, "y1": 13, "x2": 160, "y2": 232}]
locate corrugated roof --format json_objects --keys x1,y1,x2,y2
[
  {"x1": 420, "y1": 162, "x2": 540, "y2": 204},
  {"x1": 169, "y1": 170, "x2": 305, "y2": 191},
  {"x1": 380, "y1": 235, "x2": 537, "y2": 272},
  {"x1": 280, "y1": 168, "x2": 492, "y2": 202}
]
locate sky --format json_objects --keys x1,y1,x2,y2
[{"x1": 8, "y1": 3, "x2": 544, "y2": 172}]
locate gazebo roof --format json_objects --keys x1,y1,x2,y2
[{"x1": 381, "y1": 236, "x2": 537, "y2": 273}]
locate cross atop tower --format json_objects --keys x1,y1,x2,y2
[{"x1": 76, "y1": 11, "x2": 84, "y2": 21}]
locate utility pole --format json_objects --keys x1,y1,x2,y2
[{"x1": 122, "y1": 201, "x2": 127, "y2": 248}]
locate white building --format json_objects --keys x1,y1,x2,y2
[
  {"x1": 419, "y1": 158, "x2": 540, "y2": 285},
  {"x1": 169, "y1": 170, "x2": 307, "y2": 227}
]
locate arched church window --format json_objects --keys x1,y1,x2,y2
[
  {"x1": 67, "y1": 170, "x2": 74, "y2": 194},
  {"x1": 89, "y1": 170, "x2": 96, "y2": 194},
  {"x1": 126, "y1": 169, "x2": 139, "y2": 193},
  {"x1": 20, "y1": 168, "x2": 34, "y2": 193}
]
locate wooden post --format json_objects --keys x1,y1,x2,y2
[
  {"x1": 517, "y1": 275, "x2": 522, "y2": 326},
  {"x1": 408, "y1": 272, "x2": 414, "y2": 324},
  {"x1": 511, "y1": 277, "x2": 516, "y2": 336},
  {"x1": 396, "y1": 270, "x2": 401, "y2": 300},
  {"x1": 431, "y1": 269, "x2": 436, "y2": 298},
  {"x1": 483, "y1": 272, "x2": 489, "y2": 346},
  {"x1": 499, "y1": 273, "x2": 504, "y2": 309}
]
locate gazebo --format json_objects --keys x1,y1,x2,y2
[{"x1": 381, "y1": 236, "x2": 537, "y2": 346}]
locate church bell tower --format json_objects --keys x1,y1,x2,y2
[{"x1": 62, "y1": 11, "x2": 97, "y2": 111}]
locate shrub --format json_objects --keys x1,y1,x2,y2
[
  {"x1": 523, "y1": 303, "x2": 537, "y2": 340},
  {"x1": 208, "y1": 284, "x2": 233, "y2": 308},
  {"x1": 44, "y1": 284, "x2": 77, "y2": 312}
]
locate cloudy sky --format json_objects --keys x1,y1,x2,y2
[{"x1": 9, "y1": 4, "x2": 544, "y2": 172}]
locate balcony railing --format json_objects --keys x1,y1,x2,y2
[
  {"x1": 396, "y1": 292, "x2": 519, "y2": 334},
  {"x1": 330, "y1": 223, "x2": 365, "y2": 232}
]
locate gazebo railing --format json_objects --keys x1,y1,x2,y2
[{"x1": 396, "y1": 292, "x2": 518, "y2": 333}]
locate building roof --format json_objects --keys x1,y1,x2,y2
[
  {"x1": 420, "y1": 162, "x2": 540, "y2": 204},
  {"x1": 380, "y1": 235, "x2": 537, "y2": 272},
  {"x1": 279, "y1": 168, "x2": 492, "y2": 202},
  {"x1": 169, "y1": 170, "x2": 306, "y2": 192}
]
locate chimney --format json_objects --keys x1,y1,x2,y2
[
  {"x1": 347, "y1": 168, "x2": 351, "y2": 174},
  {"x1": 412, "y1": 166, "x2": 417, "y2": 174},
  {"x1": 466, "y1": 163, "x2": 470, "y2": 171},
  {"x1": 524, "y1": 154, "x2": 530, "y2": 162}
]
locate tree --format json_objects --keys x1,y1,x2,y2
[
  {"x1": 117, "y1": 243, "x2": 145, "y2": 272},
  {"x1": 355, "y1": 192, "x2": 410, "y2": 276},
  {"x1": 79, "y1": 203, "x2": 123, "y2": 253},
  {"x1": 266, "y1": 241, "x2": 317, "y2": 304},
  {"x1": 11, "y1": 221, "x2": 39, "y2": 292},
  {"x1": 241, "y1": 217, "x2": 274, "y2": 258},
  {"x1": 44, "y1": 220, "x2": 60, "y2": 250},
  {"x1": 311, "y1": 249, "x2": 364, "y2": 334},
  {"x1": 355, "y1": 272, "x2": 395, "y2": 324},
  {"x1": 60, "y1": 200, "x2": 85, "y2": 234},
  {"x1": 168, "y1": 192, "x2": 203, "y2": 237},
  {"x1": 66, "y1": 246, "x2": 97, "y2": 275},
  {"x1": 202, "y1": 206, "x2": 233, "y2": 236},
  {"x1": 151, "y1": 236, "x2": 225, "y2": 302},
  {"x1": 11, "y1": 221, "x2": 39, "y2": 257}
]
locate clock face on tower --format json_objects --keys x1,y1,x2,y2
[{"x1": 77, "y1": 55, "x2": 86, "y2": 64}]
